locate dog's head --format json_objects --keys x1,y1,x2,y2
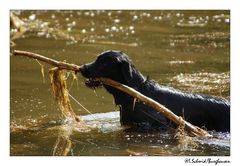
[{"x1": 80, "y1": 50, "x2": 136, "y2": 89}]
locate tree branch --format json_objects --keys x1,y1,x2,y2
[{"x1": 13, "y1": 50, "x2": 80, "y2": 72}]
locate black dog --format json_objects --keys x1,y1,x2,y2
[{"x1": 80, "y1": 50, "x2": 230, "y2": 132}]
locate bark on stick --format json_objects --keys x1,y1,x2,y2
[{"x1": 14, "y1": 50, "x2": 80, "y2": 72}]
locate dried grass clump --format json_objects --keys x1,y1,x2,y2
[{"x1": 49, "y1": 67, "x2": 80, "y2": 122}]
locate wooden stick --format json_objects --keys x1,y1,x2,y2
[
  {"x1": 13, "y1": 50, "x2": 211, "y2": 138},
  {"x1": 13, "y1": 50, "x2": 80, "y2": 72}
]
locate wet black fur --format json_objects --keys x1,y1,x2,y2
[{"x1": 80, "y1": 50, "x2": 230, "y2": 132}]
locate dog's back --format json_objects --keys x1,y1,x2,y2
[{"x1": 136, "y1": 80, "x2": 230, "y2": 132}]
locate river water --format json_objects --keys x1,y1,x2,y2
[{"x1": 10, "y1": 10, "x2": 230, "y2": 156}]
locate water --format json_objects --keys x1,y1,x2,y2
[{"x1": 10, "y1": 10, "x2": 230, "y2": 156}]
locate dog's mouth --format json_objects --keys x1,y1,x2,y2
[{"x1": 85, "y1": 78, "x2": 103, "y2": 88}]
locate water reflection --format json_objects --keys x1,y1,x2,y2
[
  {"x1": 52, "y1": 124, "x2": 73, "y2": 156},
  {"x1": 52, "y1": 118, "x2": 90, "y2": 156}
]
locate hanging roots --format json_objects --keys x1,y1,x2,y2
[{"x1": 49, "y1": 67, "x2": 81, "y2": 122}]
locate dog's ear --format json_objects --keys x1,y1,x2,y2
[{"x1": 121, "y1": 60, "x2": 133, "y2": 83}]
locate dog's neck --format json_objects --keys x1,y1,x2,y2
[
  {"x1": 104, "y1": 73, "x2": 146, "y2": 105},
  {"x1": 103, "y1": 85, "x2": 131, "y2": 105},
  {"x1": 127, "y1": 69, "x2": 146, "y2": 90}
]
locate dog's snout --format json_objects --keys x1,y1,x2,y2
[
  {"x1": 80, "y1": 64, "x2": 89, "y2": 77},
  {"x1": 80, "y1": 62, "x2": 97, "y2": 78},
  {"x1": 79, "y1": 64, "x2": 85, "y2": 73}
]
